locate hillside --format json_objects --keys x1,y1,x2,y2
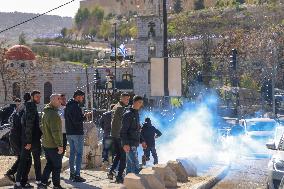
[{"x1": 0, "y1": 12, "x2": 73, "y2": 44}]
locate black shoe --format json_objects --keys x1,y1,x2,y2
[
  {"x1": 14, "y1": 184, "x2": 22, "y2": 189},
  {"x1": 53, "y1": 185, "x2": 65, "y2": 189},
  {"x1": 107, "y1": 171, "x2": 114, "y2": 180},
  {"x1": 69, "y1": 173, "x2": 75, "y2": 181},
  {"x1": 37, "y1": 183, "x2": 47, "y2": 189},
  {"x1": 21, "y1": 183, "x2": 34, "y2": 188},
  {"x1": 4, "y1": 173, "x2": 15, "y2": 183},
  {"x1": 115, "y1": 176, "x2": 124, "y2": 184},
  {"x1": 73, "y1": 175, "x2": 86, "y2": 182}
]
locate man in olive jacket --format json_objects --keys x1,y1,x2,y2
[
  {"x1": 108, "y1": 93, "x2": 130, "y2": 183},
  {"x1": 39, "y1": 94, "x2": 63, "y2": 189}
]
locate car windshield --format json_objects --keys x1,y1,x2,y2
[{"x1": 247, "y1": 121, "x2": 276, "y2": 132}]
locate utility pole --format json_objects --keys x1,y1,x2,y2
[
  {"x1": 163, "y1": 0, "x2": 169, "y2": 97},
  {"x1": 114, "y1": 23, "x2": 117, "y2": 90},
  {"x1": 85, "y1": 66, "x2": 91, "y2": 110}
]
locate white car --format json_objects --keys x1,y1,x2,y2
[
  {"x1": 240, "y1": 118, "x2": 280, "y2": 157},
  {"x1": 266, "y1": 126, "x2": 284, "y2": 189}
]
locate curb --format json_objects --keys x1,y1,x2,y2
[
  {"x1": 0, "y1": 156, "x2": 70, "y2": 187},
  {"x1": 189, "y1": 164, "x2": 231, "y2": 189}
]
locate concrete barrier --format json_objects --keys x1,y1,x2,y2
[{"x1": 167, "y1": 160, "x2": 189, "y2": 182}]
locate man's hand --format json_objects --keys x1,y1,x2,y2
[
  {"x1": 25, "y1": 144, "x2": 32, "y2": 150},
  {"x1": 58, "y1": 147, "x2": 64, "y2": 154},
  {"x1": 123, "y1": 145, "x2": 130, "y2": 153},
  {"x1": 142, "y1": 142, "x2": 147, "y2": 149}
]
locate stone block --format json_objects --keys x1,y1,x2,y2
[
  {"x1": 167, "y1": 160, "x2": 188, "y2": 182},
  {"x1": 152, "y1": 164, "x2": 178, "y2": 188},
  {"x1": 139, "y1": 167, "x2": 165, "y2": 189},
  {"x1": 177, "y1": 159, "x2": 197, "y2": 177},
  {"x1": 124, "y1": 173, "x2": 147, "y2": 189}
]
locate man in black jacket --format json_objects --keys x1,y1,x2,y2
[
  {"x1": 14, "y1": 91, "x2": 42, "y2": 189},
  {"x1": 121, "y1": 96, "x2": 146, "y2": 175},
  {"x1": 141, "y1": 118, "x2": 162, "y2": 165},
  {"x1": 5, "y1": 98, "x2": 22, "y2": 183},
  {"x1": 65, "y1": 90, "x2": 87, "y2": 182},
  {"x1": 99, "y1": 104, "x2": 115, "y2": 163}
]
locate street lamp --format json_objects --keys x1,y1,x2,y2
[{"x1": 113, "y1": 22, "x2": 117, "y2": 90}]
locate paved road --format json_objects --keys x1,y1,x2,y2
[{"x1": 213, "y1": 156, "x2": 269, "y2": 189}]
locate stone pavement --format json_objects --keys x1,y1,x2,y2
[{"x1": 0, "y1": 169, "x2": 124, "y2": 189}]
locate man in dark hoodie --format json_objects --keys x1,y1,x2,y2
[
  {"x1": 99, "y1": 104, "x2": 115, "y2": 163},
  {"x1": 121, "y1": 95, "x2": 146, "y2": 175},
  {"x1": 14, "y1": 91, "x2": 42, "y2": 189},
  {"x1": 108, "y1": 93, "x2": 130, "y2": 183},
  {"x1": 39, "y1": 94, "x2": 64, "y2": 189},
  {"x1": 5, "y1": 98, "x2": 22, "y2": 183},
  {"x1": 141, "y1": 118, "x2": 162, "y2": 165},
  {"x1": 65, "y1": 90, "x2": 87, "y2": 182}
]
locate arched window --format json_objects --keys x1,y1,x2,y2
[
  {"x1": 44, "y1": 82, "x2": 52, "y2": 104},
  {"x1": 12, "y1": 82, "x2": 21, "y2": 99}
]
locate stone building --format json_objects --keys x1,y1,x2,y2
[
  {"x1": 0, "y1": 45, "x2": 134, "y2": 109},
  {"x1": 132, "y1": 1, "x2": 164, "y2": 98}
]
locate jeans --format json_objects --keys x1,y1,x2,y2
[
  {"x1": 102, "y1": 136, "x2": 112, "y2": 162},
  {"x1": 41, "y1": 148, "x2": 62, "y2": 187},
  {"x1": 66, "y1": 135, "x2": 84, "y2": 176},
  {"x1": 126, "y1": 146, "x2": 140, "y2": 175},
  {"x1": 110, "y1": 138, "x2": 126, "y2": 178},
  {"x1": 143, "y1": 146, "x2": 158, "y2": 164}
]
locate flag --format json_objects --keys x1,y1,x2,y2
[{"x1": 118, "y1": 43, "x2": 127, "y2": 57}]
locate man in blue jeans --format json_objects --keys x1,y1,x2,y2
[
  {"x1": 65, "y1": 90, "x2": 87, "y2": 182},
  {"x1": 120, "y1": 96, "x2": 146, "y2": 175}
]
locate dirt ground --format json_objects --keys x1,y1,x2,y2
[{"x1": 0, "y1": 156, "x2": 17, "y2": 176}]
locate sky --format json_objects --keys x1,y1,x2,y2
[{"x1": 0, "y1": 0, "x2": 80, "y2": 17}]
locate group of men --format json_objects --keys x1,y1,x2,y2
[
  {"x1": 3, "y1": 90, "x2": 162, "y2": 188},
  {"x1": 4, "y1": 90, "x2": 88, "y2": 189},
  {"x1": 99, "y1": 93, "x2": 162, "y2": 183}
]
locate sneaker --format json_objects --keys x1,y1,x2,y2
[
  {"x1": 53, "y1": 185, "x2": 65, "y2": 189},
  {"x1": 73, "y1": 175, "x2": 86, "y2": 182},
  {"x1": 107, "y1": 171, "x2": 114, "y2": 180},
  {"x1": 21, "y1": 183, "x2": 34, "y2": 188},
  {"x1": 14, "y1": 184, "x2": 22, "y2": 189},
  {"x1": 4, "y1": 173, "x2": 15, "y2": 183},
  {"x1": 115, "y1": 176, "x2": 124, "y2": 184}
]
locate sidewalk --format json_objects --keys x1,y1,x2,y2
[{"x1": 1, "y1": 169, "x2": 124, "y2": 189}]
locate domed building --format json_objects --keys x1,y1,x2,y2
[{"x1": 0, "y1": 45, "x2": 134, "y2": 109}]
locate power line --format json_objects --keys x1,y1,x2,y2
[{"x1": 0, "y1": 0, "x2": 76, "y2": 34}]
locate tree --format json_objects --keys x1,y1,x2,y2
[
  {"x1": 19, "y1": 32, "x2": 27, "y2": 45},
  {"x1": 91, "y1": 6, "x2": 104, "y2": 24},
  {"x1": 194, "y1": 0, "x2": 205, "y2": 10},
  {"x1": 173, "y1": 0, "x2": 183, "y2": 13},
  {"x1": 98, "y1": 21, "x2": 112, "y2": 41},
  {"x1": 61, "y1": 28, "x2": 68, "y2": 38}
]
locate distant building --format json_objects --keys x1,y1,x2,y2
[
  {"x1": 79, "y1": 0, "x2": 217, "y2": 16},
  {"x1": 0, "y1": 45, "x2": 133, "y2": 109}
]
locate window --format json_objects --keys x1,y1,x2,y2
[
  {"x1": 44, "y1": 82, "x2": 52, "y2": 104},
  {"x1": 12, "y1": 82, "x2": 21, "y2": 99}
]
